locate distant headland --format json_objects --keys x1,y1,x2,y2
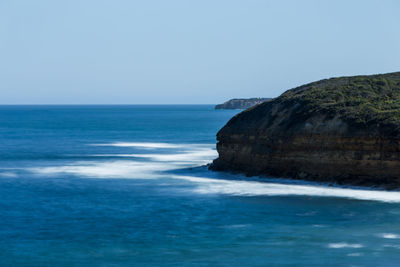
[
  {"x1": 211, "y1": 71, "x2": 400, "y2": 189},
  {"x1": 215, "y1": 98, "x2": 271, "y2": 110}
]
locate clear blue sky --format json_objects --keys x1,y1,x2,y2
[{"x1": 1, "y1": 0, "x2": 399, "y2": 104}]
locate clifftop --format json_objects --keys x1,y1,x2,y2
[
  {"x1": 215, "y1": 98, "x2": 270, "y2": 110},
  {"x1": 223, "y1": 72, "x2": 400, "y2": 138}
]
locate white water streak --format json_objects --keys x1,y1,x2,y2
[
  {"x1": 30, "y1": 161, "x2": 170, "y2": 179},
  {"x1": 173, "y1": 175, "x2": 400, "y2": 203},
  {"x1": 92, "y1": 149, "x2": 216, "y2": 164},
  {"x1": 328, "y1": 243, "x2": 364, "y2": 249},
  {"x1": 380, "y1": 233, "x2": 400, "y2": 239},
  {"x1": 91, "y1": 142, "x2": 183, "y2": 149}
]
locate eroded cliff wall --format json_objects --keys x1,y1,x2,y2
[{"x1": 211, "y1": 72, "x2": 400, "y2": 188}]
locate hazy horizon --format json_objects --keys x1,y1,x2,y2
[{"x1": 1, "y1": 0, "x2": 399, "y2": 104}]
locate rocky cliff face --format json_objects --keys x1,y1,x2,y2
[
  {"x1": 210, "y1": 72, "x2": 400, "y2": 188},
  {"x1": 215, "y1": 98, "x2": 270, "y2": 109}
]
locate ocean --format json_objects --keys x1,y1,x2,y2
[{"x1": 1, "y1": 105, "x2": 400, "y2": 266}]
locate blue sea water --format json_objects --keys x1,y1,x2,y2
[{"x1": 1, "y1": 105, "x2": 400, "y2": 266}]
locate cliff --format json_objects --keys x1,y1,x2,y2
[
  {"x1": 215, "y1": 98, "x2": 271, "y2": 109},
  {"x1": 210, "y1": 72, "x2": 400, "y2": 188}
]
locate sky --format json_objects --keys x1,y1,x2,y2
[{"x1": 0, "y1": 0, "x2": 399, "y2": 104}]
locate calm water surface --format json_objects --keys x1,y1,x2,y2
[{"x1": 1, "y1": 105, "x2": 400, "y2": 266}]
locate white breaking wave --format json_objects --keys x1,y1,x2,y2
[
  {"x1": 172, "y1": 175, "x2": 400, "y2": 203},
  {"x1": 379, "y1": 233, "x2": 400, "y2": 239},
  {"x1": 328, "y1": 243, "x2": 364, "y2": 249},
  {"x1": 92, "y1": 149, "x2": 217, "y2": 165},
  {"x1": 29, "y1": 143, "x2": 216, "y2": 179},
  {"x1": 29, "y1": 161, "x2": 172, "y2": 179},
  {"x1": 91, "y1": 142, "x2": 184, "y2": 149}
]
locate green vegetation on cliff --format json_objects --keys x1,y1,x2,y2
[{"x1": 279, "y1": 72, "x2": 400, "y2": 128}]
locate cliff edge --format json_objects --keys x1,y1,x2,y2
[{"x1": 210, "y1": 72, "x2": 400, "y2": 188}]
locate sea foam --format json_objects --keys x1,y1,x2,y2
[
  {"x1": 91, "y1": 142, "x2": 184, "y2": 149},
  {"x1": 92, "y1": 149, "x2": 216, "y2": 164},
  {"x1": 379, "y1": 233, "x2": 400, "y2": 239},
  {"x1": 29, "y1": 161, "x2": 171, "y2": 179},
  {"x1": 29, "y1": 143, "x2": 216, "y2": 179},
  {"x1": 172, "y1": 175, "x2": 400, "y2": 203},
  {"x1": 328, "y1": 243, "x2": 364, "y2": 249}
]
